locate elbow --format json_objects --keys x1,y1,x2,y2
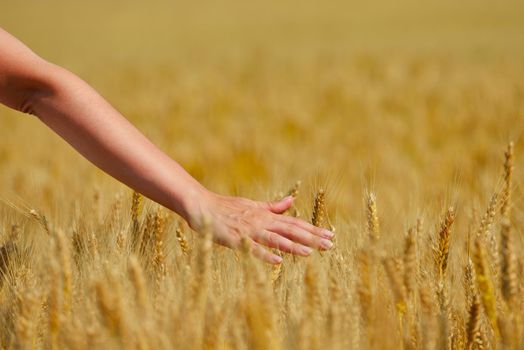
[
  {"x1": 0, "y1": 60, "x2": 58, "y2": 117},
  {"x1": 0, "y1": 82, "x2": 51, "y2": 118},
  {"x1": 17, "y1": 73, "x2": 57, "y2": 118},
  {"x1": 18, "y1": 89, "x2": 40, "y2": 116}
]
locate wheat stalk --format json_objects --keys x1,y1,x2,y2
[
  {"x1": 403, "y1": 227, "x2": 417, "y2": 298},
  {"x1": 472, "y1": 239, "x2": 499, "y2": 338},
  {"x1": 365, "y1": 192, "x2": 380, "y2": 242},
  {"x1": 94, "y1": 277, "x2": 124, "y2": 338},
  {"x1": 311, "y1": 189, "x2": 326, "y2": 227},
  {"x1": 433, "y1": 207, "x2": 455, "y2": 281},
  {"x1": 466, "y1": 292, "x2": 484, "y2": 350},
  {"x1": 29, "y1": 209, "x2": 51, "y2": 235},
  {"x1": 500, "y1": 142, "x2": 513, "y2": 220},
  {"x1": 54, "y1": 228, "x2": 72, "y2": 315},
  {"x1": 128, "y1": 256, "x2": 148, "y2": 314},
  {"x1": 130, "y1": 191, "x2": 142, "y2": 247},
  {"x1": 500, "y1": 219, "x2": 517, "y2": 306},
  {"x1": 175, "y1": 224, "x2": 191, "y2": 257},
  {"x1": 152, "y1": 208, "x2": 166, "y2": 283}
]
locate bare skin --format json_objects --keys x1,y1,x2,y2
[{"x1": 0, "y1": 27, "x2": 334, "y2": 264}]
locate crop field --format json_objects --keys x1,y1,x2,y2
[{"x1": 1, "y1": 1, "x2": 524, "y2": 349}]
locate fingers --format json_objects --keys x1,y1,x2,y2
[
  {"x1": 251, "y1": 242, "x2": 283, "y2": 264},
  {"x1": 252, "y1": 230, "x2": 313, "y2": 256},
  {"x1": 262, "y1": 198, "x2": 334, "y2": 240},
  {"x1": 214, "y1": 233, "x2": 282, "y2": 264},
  {"x1": 268, "y1": 222, "x2": 334, "y2": 251},
  {"x1": 265, "y1": 196, "x2": 294, "y2": 214},
  {"x1": 278, "y1": 215, "x2": 334, "y2": 239}
]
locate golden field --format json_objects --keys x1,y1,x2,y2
[{"x1": 0, "y1": 1, "x2": 523, "y2": 349}]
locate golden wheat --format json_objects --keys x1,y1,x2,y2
[{"x1": 0, "y1": 4, "x2": 523, "y2": 347}]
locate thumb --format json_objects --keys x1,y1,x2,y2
[{"x1": 266, "y1": 196, "x2": 294, "y2": 214}]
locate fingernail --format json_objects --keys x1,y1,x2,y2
[
  {"x1": 273, "y1": 255, "x2": 283, "y2": 264},
  {"x1": 320, "y1": 239, "x2": 333, "y2": 249},
  {"x1": 322, "y1": 229, "x2": 335, "y2": 238},
  {"x1": 300, "y1": 246, "x2": 313, "y2": 256}
]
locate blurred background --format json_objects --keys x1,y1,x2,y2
[
  {"x1": 2, "y1": 3, "x2": 524, "y2": 348},
  {"x1": 3, "y1": 1, "x2": 524, "y2": 64},
  {"x1": 1, "y1": 0, "x2": 523, "y2": 232}
]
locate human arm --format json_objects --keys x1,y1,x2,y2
[{"x1": 0, "y1": 28, "x2": 334, "y2": 263}]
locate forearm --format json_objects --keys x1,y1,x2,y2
[{"x1": 29, "y1": 63, "x2": 208, "y2": 221}]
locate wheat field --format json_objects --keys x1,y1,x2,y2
[{"x1": 1, "y1": 1, "x2": 524, "y2": 349}]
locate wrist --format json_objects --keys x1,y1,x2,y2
[{"x1": 176, "y1": 182, "x2": 214, "y2": 229}]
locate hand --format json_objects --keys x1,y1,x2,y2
[{"x1": 185, "y1": 191, "x2": 335, "y2": 264}]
